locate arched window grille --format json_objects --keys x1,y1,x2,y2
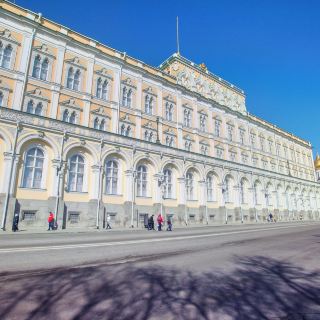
[
  {"x1": 96, "y1": 78, "x2": 102, "y2": 98},
  {"x1": 100, "y1": 119, "x2": 106, "y2": 131},
  {"x1": 137, "y1": 165, "x2": 147, "y2": 197},
  {"x1": 68, "y1": 154, "x2": 84, "y2": 192},
  {"x1": 186, "y1": 172, "x2": 194, "y2": 200},
  {"x1": 1, "y1": 45, "x2": 12, "y2": 68},
  {"x1": 67, "y1": 67, "x2": 74, "y2": 89},
  {"x1": 35, "y1": 103, "x2": 43, "y2": 116},
  {"x1": 207, "y1": 175, "x2": 214, "y2": 201},
  {"x1": 32, "y1": 55, "x2": 41, "y2": 78},
  {"x1": 27, "y1": 100, "x2": 34, "y2": 114},
  {"x1": 22, "y1": 147, "x2": 44, "y2": 188},
  {"x1": 102, "y1": 80, "x2": 108, "y2": 100},
  {"x1": 122, "y1": 87, "x2": 127, "y2": 106},
  {"x1": 145, "y1": 95, "x2": 153, "y2": 114},
  {"x1": 69, "y1": 111, "x2": 76, "y2": 124},
  {"x1": 40, "y1": 58, "x2": 49, "y2": 80},
  {"x1": 73, "y1": 70, "x2": 80, "y2": 91},
  {"x1": 62, "y1": 109, "x2": 69, "y2": 122},
  {"x1": 127, "y1": 89, "x2": 132, "y2": 107},
  {"x1": 163, "y1": 169, "x2": 173, "y2": 198},
  {"x1": 94, "y1": 117, "x2": 99, "y2": 129},
  {"x1": 106, "y1": 160, "x2": 118, "y2": 194}
]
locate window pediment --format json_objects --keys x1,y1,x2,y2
[
  {"x1": 95, "y1": 67, "x2": 113, "y2": 80},
  {"x1": 33, "y1": 44, "x2": 55, "y2": 59},
  {"x1": 120, "y1": 113, "x2": 134, "y2": 124},
  {"x1": 182, "y1": 103, "x2": 193, "y2": 110},
  {"x1": 198, "y1": 109, "x2": 207, "y2": 115},
  {"x1": 163, "y1": 128, "x2": 176, "y2": 136},
  {"x1": 0, "y1": 29, "x2": 19, "y2": 45},
  {"x1": 200, "y1": 139, "x2": 209, "y2": 146},
  {"x1": 60, "y1": 98, "x2": 81, "y2": 111},
  {"x1": 164, "y1": 94, "x2": 175, "y2": 103},
  {"x1": 25, "y1": 88, "x2": 50, "y2": 102},
  {"x1": 226, "y1": 120, "x2": 234, "y2": 126},
  {"x1": 183, "y1": 134, "x2": 194, "y2": 141},
  {"x1": 0, "y1": 79, "x2": 10, "y2": 92},
  {"x1": 143, "y1": 86, "x2": 157, "y2": 97},
  {"x1": 121, "y1": 77, "x2": 136, "y2": 89},
  {"x1": 65, "y1": 56, "x2": 86, "y2": 70},
  {"x1": 91, "y1": 106, "x2": 110, "y2": 118},
  {"x1": 142, "y1": 121, "x2": 156, "y2": 130}
]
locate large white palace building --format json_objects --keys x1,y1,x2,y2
[{"x1": 0, "y1": 0, "x2": 319, "y2": 230}]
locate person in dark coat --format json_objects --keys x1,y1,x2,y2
[
  {"x1": 12, "y1": 213, "x2": 19, "y2": 232},
  {"x1": 166, "y1": 217, "x2": 172, "y2": 231},
  {"x1": 148, "y1": 215, "x2": 155, "y2": 230}
]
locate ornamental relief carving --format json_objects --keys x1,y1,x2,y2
[{"x1": 177, "y1": 68, "x2": 246, "y2": 113}]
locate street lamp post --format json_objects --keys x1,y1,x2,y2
[
  {"x1": 131, "y1": 169, "x2": 136, "y2": 228},
  {"x1": 222, "y1": 181, "x2": 227, "y2": 224}
]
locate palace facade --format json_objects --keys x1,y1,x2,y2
[{"x1": 0, "y1": 0, "x2": 319, "y2": 230}]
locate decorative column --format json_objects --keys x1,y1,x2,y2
[{"x1": 112, "y1": 67, "x2": 121, "y2": 134}]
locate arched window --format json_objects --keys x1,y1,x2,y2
[
  {"x1": 163, "y1": 169, "x2": 173, "y2": 199},
  {"x1": 137, "y1": 165, "x2": 147, "y2": 197},
  {"x1": 165, "y1": 103, "x2": 173, "y2": 121},
  {"x1": 74, "y1": 70, "x2": 80, "y2": 91},
  {"x1": 94, "y1": 117, "x2": 99, "y2": 129},
  {"x1": 127, "y1": 89, "x2": 132, "y2": 107},
  {"x1": 32, "y1": 55, "x2": 41, "y2": 78},
  {"x1": 253, "y1": 182, "x2": 259, "y2": 205},
  {"x1": 122, "y1": 87, "x2": 127, "y2": 106},
  {"x1": 67, "y1": 67, "x2": 74, "y2": 89},
  {"x1": 27, "y1": 100, "x2": 34, "y2": 113},
  {"x1": 35, "y1": 103, "x2": 43, "y2": 116},
  {"x1": 106, "y1": 160, "x2": 118, "y2": 194},
  {"x1": 2, "y1": 45, "x2": 12, "y2": 68},
  {"x1": 120, "y1": 124, "x2": 126, "y2": 136},
  {"x1": 223, "y1": 176, "x2": 232, "y2": 203},
  {"x1": 0, "y1": 91, "x2": 3, "y2": 107},
  {"x1": 68, "y1": 154, "x2": 84, "y2": 192},
  {"x1": 69, "y1": 111, "x2": 76, "y2": 124},
  {"x1": 207, "y1": 174, "x2": 214, "y2": 201},
  {"x1": 185, "y1": 140, "x2": 192, "y2": 152},
  {"x1": 0, "y1": 42, "x2": 3, "y2": 64},
  {"x1": 240, "y1": 179, "x2": 246, "y2": 204},
  {"x1": 186, "y1": 172, "x2": 194, "y2": 200},
  {"x1": 40, "y1": 58, "x2": 49, "y2": 81},
  {"x1": 99, "y1": 119, "x2": 106, "y2": 131},
  {"x1": 102, "y1": 80, "x2": 108, "y2": 100},
  {"x1": 62, "y1": 109, "x2": 69, "y2": 122},
  {"x1": 96, "y1": 78, "x2": 102, "y2": 98},
  {"x1": 22, "y1": 147, "x2": 44, "y2": 188},
  {"x1": 126, "y1": 126, "x2": 131, "y2": 137},
  {"x1": 145, "y1": 95, "x2": 153, "y2": 114},
  {"x1": 166, "y1": 136, "x2": 174, "y2": 147}
]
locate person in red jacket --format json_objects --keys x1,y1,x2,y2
[
  {"x1": 157, "y1": 214, "x2": 163, "y2": 231},
  {"x1": 47, "y1": 212, "x2": 54, "y2": 231}
]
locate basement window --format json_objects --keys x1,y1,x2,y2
[
  {"x1": 68, "y1": 211, "x2": 80, "y2": 224},
  {"x1": 23, "y1": 211, "x2": 36, "y2": 221}
]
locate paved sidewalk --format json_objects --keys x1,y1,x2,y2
[{"x1": 0, "y1": 219, "x2": 313, "y2": 235}]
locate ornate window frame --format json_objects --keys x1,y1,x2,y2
[
  {"x1": 0, "y1": 79, "x2": 11, "y2": 107},
  {"x1": 0, "y1": 29, "x2": 19, "y2": 70},
  {"x1": 23, "y1": 88, "x2": 49, "y2": 116},
  {"x1": 121, "y1": 78, "x2": 136, "y2": 108},
  {"x1": 60, "y1": 98, "x2": 81, "y2": 124},
  {"x1": 63, "y1": 56, "x2": 86, "y2": 92},
  {"x1": 29, "y1": 44, "x2": 55, "y2": 82}
]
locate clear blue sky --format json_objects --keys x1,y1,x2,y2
[{"x1": 15, "y1": 0, "x2": 320, "y2": 156}]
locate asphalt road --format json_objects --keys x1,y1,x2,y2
[{"x1": 0, "y1": 222, "x2": 319, "y2": 320}]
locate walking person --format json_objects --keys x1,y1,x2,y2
[
  {"x1": 166, "y1": 217, "x2": 172, "y2": 231},
  {"x1": 148, "y1": 215, "x2": 155, "y2": 230},
  {"x1": 106, "y1": 214, "x2": 112, "y2": 229},
  {"x1": 157, "y1": 214, "x2": 163, "y2": 231},
  {"x1": 47, "y1": 212, "x2": 54, "y2": 231},
  {"x1": 12, "y1": 212, "x2": 19, "y2": 232}
]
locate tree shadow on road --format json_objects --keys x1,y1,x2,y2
[{"x1": 0, "y1": 256, "x2": 319, "y2": 320}]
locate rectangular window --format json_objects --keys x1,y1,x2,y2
[
  {"x1": 214, "y1": 120, "x2": 221, "y2": 137},
  {"x1": 68, "y1": 211, "x2": 80, "y2": 224},
  {"x1": 239, "y1": 129, "x2": 245, "y2": 144},
  {"x1": 227, "y1": 125, "x2": 233, "y2": 141},
  {"x1": 23, "y1": 211, "x2": 36, "y2": 221}
]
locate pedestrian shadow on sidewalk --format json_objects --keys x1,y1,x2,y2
[{"x1": 0, "y1": 256, "x2": 319, "y2": 320}]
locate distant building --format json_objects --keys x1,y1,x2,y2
[{"x1": 0, "y1": 0, "x2": 319, "y2": 230}]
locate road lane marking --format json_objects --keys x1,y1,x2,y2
[{"x1": 0, "y1": 223, "x2": 314, "y2": 254}]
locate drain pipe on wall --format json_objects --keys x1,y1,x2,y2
[
  {"x1": 54, "y1": 131, "x2": 67, "y2": 225},
  {"x1": 1, "y1": 122, "x2": 21, "y2": 230},
  {"x1": 96, "y1": 139, "x2": 104, "y2": 229}
]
